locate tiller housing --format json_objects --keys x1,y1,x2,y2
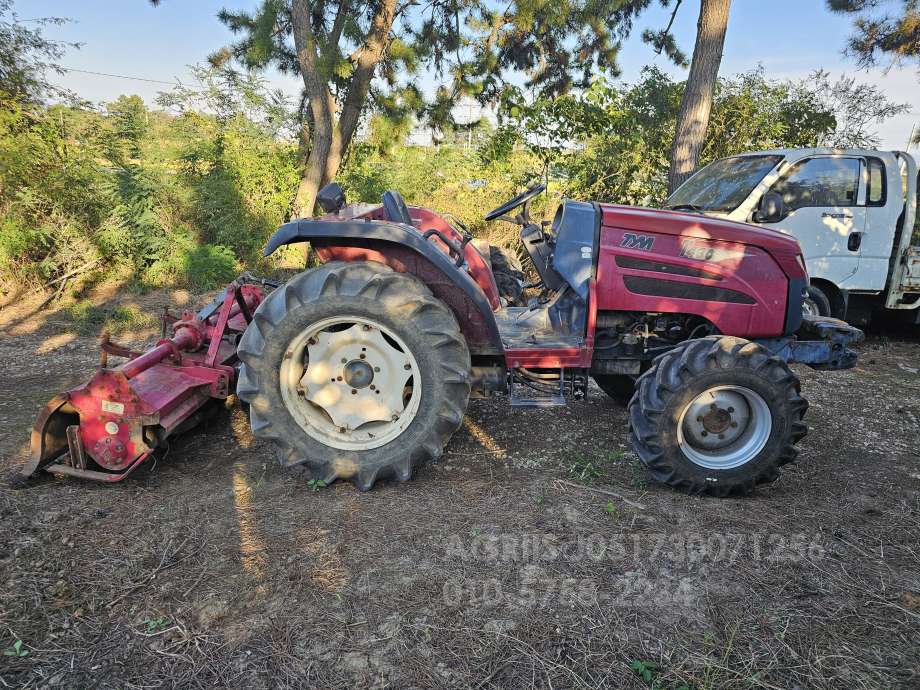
[{"x1": 24, "y1": 277, "x2": 268, "y2": 481}]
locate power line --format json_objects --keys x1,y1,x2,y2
[{"x1": 61, "y1": 67, "x2": 181, "y2": 86}]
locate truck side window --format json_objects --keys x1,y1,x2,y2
[
  {"x1": 866, "y1": 157, "x2": 886, "y2": 206},
  {"x1": 771, "y1": 157, "x2": 861, "y2": 211}
]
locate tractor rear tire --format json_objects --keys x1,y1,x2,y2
[
  {"x1": 593, "y1": 374, "x2": 636, "y2": 406},
  {"x1": 236, "y1": 261, "x2": 471, "y2": 491},
  {"x1": 628, "y1": 336, "x2": 808, "y2": 497}
]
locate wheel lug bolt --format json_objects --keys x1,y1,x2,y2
[
  {"x1": 337, "y1": 376, "x2": 343, "y2": 381},
  {"x1": 338, "y1": 427, "x2": 346, "y2": 433},
  {"x1": 710, "y1": 403, "x2": 718, "y2": 410},
  {"x1": 696, "y1": 416, "x2": 703, "y2": 422},
  {"x1": 351, "y1": 389, "x2": 357, "y2": 395},
  {"x1": 341, "y1": 358, "x2": 347, "y2": 364},
  {"x1": 718, "y1": 433, "x2": 725, "y2": 440},
  {"x1": 404, "y1": 364, "x2": 411, "y2": 370},
  {"x1": 701, "y1": 431, "x2": 708, "y2": 437},
  {"x1": 374, "y1": 367, "x2": 380, "y2": 372},
  {"x1": 369, "y1": 384, "x2": 375, "y2": 390},
  {"x1": 730, "y1": 421, "x2": 738, "y2": 428},
  {"x1": 391, "y1": 414, "x2": 399, "y2": 421},
  {"x1": 360, "y1": 353, "x2": 366, "y2": 359},
  {"x1": 727, "y1": 406, "x2": 734, "y2": 413}
]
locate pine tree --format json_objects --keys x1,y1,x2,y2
[
  {"x1": 828, "y1": 0, "x2": 920, "y2": 70},
  {"x1": 156, "y1": 0, "x2": 661, "y2": 216}
]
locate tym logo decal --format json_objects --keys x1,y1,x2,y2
[{"x1": 620, "y1": 233, "x2": 655, "y2": 250}]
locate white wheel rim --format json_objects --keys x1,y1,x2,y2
[
  {"x1": 279, "y1": 315, "x2": 421, "y2": 451},
  {"x1": 802, "y1": 298, "x2": 819, "y2": 317},
  {"x1": 677, "y1": 385, "x2": 772, "y2": 470}
]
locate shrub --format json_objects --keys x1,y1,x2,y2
[{"x1": 182, "y1": 243, "x2": 239, "y2": 289}]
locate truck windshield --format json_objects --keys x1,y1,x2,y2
[{"x1": 665, "y1": 155, "x2": 783, "y2": 213}]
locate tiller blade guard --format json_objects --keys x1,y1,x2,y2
[{"x1": 22, "y1": 276, "x2": 272, "y2": 482}]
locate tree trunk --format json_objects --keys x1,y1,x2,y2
[
  {"x1": 324, "y1": 0, "x2": 397, "y2": 183},
  {"x1": 289, "y1": 0, "x2": 398, "y2": 218},
  {"x1": 667, "y1": 0, "x2": 731, "y2": 195},
  {"x1": 293, "y1": 91, "x2": 336, "y2": 218}
]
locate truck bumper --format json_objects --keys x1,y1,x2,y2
[{"x1": 756, "y1": 315, "x2": 864, "y2": 371}]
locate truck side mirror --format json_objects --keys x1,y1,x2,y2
[{"x1": 753, "y1": 191, "x2": 786, "y2": 223}]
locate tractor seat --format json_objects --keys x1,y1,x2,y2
[{"x1": 382, "y1": 190, "x2": 414, "y2": 226}]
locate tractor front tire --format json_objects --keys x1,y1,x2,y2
[
  {"x1": 236, "y1": 261, "x2": 471, "y2": 491},
  {"x1": 628, "y1": 336, "x2": 808, "y2": 497}
]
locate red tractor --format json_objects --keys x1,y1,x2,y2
[{"x1": 24, "y1": 183, "x2": 862, "y2": 496}]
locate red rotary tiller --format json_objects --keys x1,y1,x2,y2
[{"x1": 23, "y1": 276, "x2": 272, "y2": 482}]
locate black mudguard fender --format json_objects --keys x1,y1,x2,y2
[{"x1": 264, "y1": 219, "x2": 503, "y2": 353}]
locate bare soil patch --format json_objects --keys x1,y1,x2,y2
[{"x1": 1, "y1": 287, "x2": 918, "y2": 689}]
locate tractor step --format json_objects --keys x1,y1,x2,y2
[
  {"x1": 509, "y1": 390, "x2": 566, "y2": 407},
  {"x1": 508, "y1": 368, "x2": 587, "y2": 407}
]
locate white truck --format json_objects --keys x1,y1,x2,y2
[{"x1": 665, "y1": 148, "x2": 920, "y2": 326}]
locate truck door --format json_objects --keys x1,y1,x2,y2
[
  {"x1": 757, "y1": 155, "x2": 865, "y2": 287},
  {"x1": 858, "y1": 155, "x2": 901, "y2": 292}
]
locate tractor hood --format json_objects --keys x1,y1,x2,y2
[{"x1": 598, "y1": 204, "x2": 802, "y2": 256}]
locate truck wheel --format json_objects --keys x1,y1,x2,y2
[
  {"x1": 236, "y1": 261, "x2": 471, "y2": 491},
  {"x1": 592, "y1": 374, "x2": 636, "y2": 405},
  {"x1": 803, "y1": 285, "x2": 831, "y2": 317},
  {"x1": 628, "y1": 336, "x2": 808, "y2": 497}
]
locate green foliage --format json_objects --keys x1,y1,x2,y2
[
  {"x1": 183, "y1": 244, "x2": 239, "y2": 290},
  {"x1": 0, "y1": 4, "x2": 910, "y2": 298},
  {"x1": 828, "y1": 0, "x2": 920, "y2": 69},
  {"x1": 62, "y1": 301, "x2": 158, "y2": 336},
  {"x1": 0, "y1": 62, "x2": 299, "y2": 292},
  {"x1": 3, "y1": 638, "x2": 28, "y2": 658},
  {"x1": 0, "y1": 0, "x2": 75, "y2": 104},
  {"x1": 631, "y1": 660, "x2": 659, "y2": 685},
  {"x1": 367, "y1": 113, "x2": 412, "y2": 158},
  {"x1": 338, "y1": 143, "x2": 539, "y2": 245},
  {"x1": 142, "y1": 617, "x2": 171, "y2": 633},
  {"x1": 106, "y1": 94, "x2": 149, "y2": 160},
  {"x1": 566, "y1": 452, "x2": 608, "y2": 482},
  {"x1": 501, "y1": 67, "x2": 908, "y2": 207},
  {"x1": 604, "y1": 500, "x2": 620, "y2": 520}
]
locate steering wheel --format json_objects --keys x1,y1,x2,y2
[
  {"x1": 484, "y1": 183, "x2": 547, "y2": 221},
  {"x1": 382, "y1": 190, "x2": 413, "y2": 225}
]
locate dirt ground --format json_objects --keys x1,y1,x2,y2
[{"x1": 0, "y1": 284, "x2": 919, "y2": 689}]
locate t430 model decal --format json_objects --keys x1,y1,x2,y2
[{"x1": 678, "y1": 238, "x2": 747, "y2": 263}]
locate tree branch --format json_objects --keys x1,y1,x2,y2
[
  {"x1": 328, "y1": 0, "x2": 348, "y2": 47},
  {"x1": 661, "y1": 0, "x2": 683, "y2": 42}
]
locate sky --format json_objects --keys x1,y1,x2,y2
[{"x1": 20, "y1": 0, "x2": 920, "y2": 150}]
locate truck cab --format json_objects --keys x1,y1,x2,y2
[{"x1": 665, "y1": 148, "x2": 920, "y2": 325}]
